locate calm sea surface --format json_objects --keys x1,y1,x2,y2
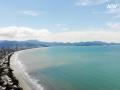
[{"x1": 18, "y1": 46, "x2": 120, "y2": 90}]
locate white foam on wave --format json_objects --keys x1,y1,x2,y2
[{"x1": 12, "y1": 52, "x2": 44, "y2": 90}]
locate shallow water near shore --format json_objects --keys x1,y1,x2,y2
[{"x1": 15, "y1": 46, "x2": 120, "y2": 90}]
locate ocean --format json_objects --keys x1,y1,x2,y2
[{"x1": 15, "y1": 46, "x2": 120, "y2": 90}]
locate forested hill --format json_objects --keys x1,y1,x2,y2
[{"x1": 0, "y1": 40, "x2": 119, "y2": 49}]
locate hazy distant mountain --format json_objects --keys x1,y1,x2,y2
[
  {"x1": 0, "y1": 40, "x2": 48, "y2": 49},
  {"x1": 0, "y1": 40, "x2": 119, "y2": 49},
  {"x1": 71, "y1": 41, "x2": 111, "y2": 46}
]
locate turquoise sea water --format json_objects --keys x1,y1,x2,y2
[{"x1": 18, "y1": 46, "x2": 120, "y2": 90}]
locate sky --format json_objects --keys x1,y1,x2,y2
[{"x1": 0, "y1": 0, "x2": 120, "y2": 42}]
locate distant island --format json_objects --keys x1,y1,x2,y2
[{"x1": 0, "y1": 40, "x2": 120, "y2": 49}]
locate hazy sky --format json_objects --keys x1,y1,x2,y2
[{"x1": 0, "y1": 0, "x2": 120, "y2": 42}]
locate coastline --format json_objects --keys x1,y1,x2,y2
[
  {"x1": 10, "y1": 49, "x2": 44, "y2": 90},
  {"x1": 0, "y1": 52, "x2": 23, "y2": 90},
  {"x1": 10, "y1": 51, "x2": 33, "y2": 90}
]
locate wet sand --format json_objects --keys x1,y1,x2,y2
[{"x1": 10, "y1": 52, "x2": 32, "y2": 90}]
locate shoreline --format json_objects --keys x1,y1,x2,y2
[
  {"x1": 10, "y1": 49, "x2": 44, "y2": 90},
  {"x1": 10, "y1": 51, "x2": 32, "y2": 90}
]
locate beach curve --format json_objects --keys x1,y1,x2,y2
[{"x1": 10, "y1": 50, "x2": 44, "y2": 90}]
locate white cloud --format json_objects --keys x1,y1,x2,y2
[
  {"x1": 0, "y1": 26, "x2": 120, "y2": 42},
  {"x1": 0, "y1": 26, "x2": 51, "y2": 41},
  {"x1": 114, "y1": 15, "x2": 120, "y2": 18},
  {"x1": 55, "y1": 24, "x2": 69, "y2": 31},
  {"x1": 107, "y1": 7, "x2": 120, "y2": 14},
  {"x1": 20, "y1": 10, "x2": 41, "y2": 16},
  {"x1": 56, "y1": 24, "x2": 65, "y2": 27},
  {"x1": 51, "y1": 31, "x2": 120, "y2": 43},
  {"x1": 107, "y1": 22, "x2": 120, "y2": 29},
  {"x1": 75, "y1": 0, "x2": 107, "y2": 6}
]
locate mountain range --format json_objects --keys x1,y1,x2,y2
[{"x1": 0, "y1": 40, "x2": 120, "y2": 49}]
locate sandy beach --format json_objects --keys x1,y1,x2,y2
[
  {"x1": 10, "y1": 49, "x2": 44, "y2": 90},
  {"x1": 10, "y1": 51, "x2": 32, "y2": 90}
]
